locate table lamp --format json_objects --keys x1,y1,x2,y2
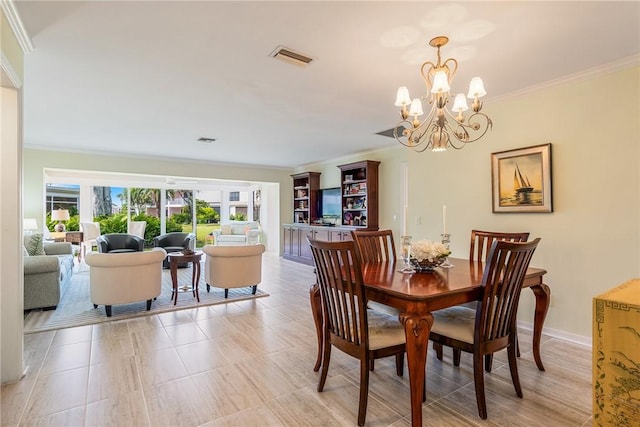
[
  {"x1": 23, "y1": 218, "x2": 38, "y2": 235},
  {"x1": 51, "y1": 209, "x2": 70, "y2": 232}
]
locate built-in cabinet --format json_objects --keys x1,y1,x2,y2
[
  {"x1": 338, "y1": 160, "x2": 379, "y2": 230},
  {"x1": 291, "y1": 172, "x2": 320, "y2": 224},
  {"x1": 286, "y1": 161, "x2": 378, "y2": 265},
  {"x1": 283, "y1": 224, "x2": 353, "y2": 265}
]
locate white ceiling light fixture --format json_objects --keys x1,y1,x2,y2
[{"x1": 393, "y1": 36, "x2": 492, "y2": 152}]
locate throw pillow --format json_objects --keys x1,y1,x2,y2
[
  {"x1": 23, "y1": 246, "x2": 29, "y2": 256},
  {"x1": 24, "y1": 233, "x2": 46, "y2": 256},
  {"x1": 220, "y1": 225, "x2": 232, "y2": 235}
]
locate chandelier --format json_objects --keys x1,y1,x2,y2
[{"x1": 393, "y1": 36, "x2": 492, "y2": 152}]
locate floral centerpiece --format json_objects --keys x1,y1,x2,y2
[{"x1": 410, "y1": 240, "x2": 451, "y2": 272}]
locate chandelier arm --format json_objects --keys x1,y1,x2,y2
[
  {"x1": 394, "y1": 119, "x2": 422, "y2": 148},
  {"x1": 408, "y1": 127, "x2": 432, "y2": 152},
  {"x1": 439, "y1": 107, "x2": 492, "y2": 144},
  {"x1": 393, "y1": 119, "x2": 434, "y2": 152},
  {"x1": 420, "y1": 61, "x2": 437, "y2": 89},
  {"x1": 442, "y1": 58, "x2": 458, "y2": 85}
]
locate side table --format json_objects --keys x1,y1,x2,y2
[
  {"x1": 168, "y1": 251, "x2": 202, "y2": 305},
  {"x1": 65, "y1": 231, "x2": 84, "y2": 262}
]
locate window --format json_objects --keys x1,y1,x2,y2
[
  {"x1": 229, "y1": 191, "x2": 240, "y2": 201},
  {"x1": 45, "y1": 184, "x2": 79, "y2": 214}
]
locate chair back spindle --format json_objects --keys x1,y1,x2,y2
[
  {"x1": 351, "y1": 229, "x2": 396, "y2": 263},
  {"x1": 470, "y1": 230, "x2": 529, "y2": 263},
  {"x1": 476, "y1": 238, "x2": 540, "y2": 347}
]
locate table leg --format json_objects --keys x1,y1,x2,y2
[
  {"x1": 170, "y1": 261, "x2": 179, "y2": 305},
  {"x1": 399, "y1": 310, "x2": 433, "y2": 427},
  {"x1": 310, "y1": 284, "x2": 323, "y2": 372},
  {"x1": 529, "y1": 283, "x2": 551, "y2": 371},
  {"x1": 193, "y1": 261, "x2": 201, "y2": 302}
]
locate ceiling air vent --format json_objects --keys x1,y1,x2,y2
[
  {"x1": 197, "y1": 137, "x2": 216, "y2": 143},
  {"x1": 270, "y1": 45, "x2": 314, "y2": 67}
]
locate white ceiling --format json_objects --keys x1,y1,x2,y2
[{"x1": 15, "y1": 1, "x2": 640, "y2": 169}]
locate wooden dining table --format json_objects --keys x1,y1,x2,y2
[{"x1": 309, "y1": 257, "x2": 550, "y2": 427}]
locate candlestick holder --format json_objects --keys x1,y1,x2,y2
[
  {"x1": 440, "y1": 233, "x2": 454, "y2": 268},
  {"x1": 399, "y1": 235, "x2": 416, "y2": 273}
]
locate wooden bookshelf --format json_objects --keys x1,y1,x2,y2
[
  {"x1": 291, "y1": 172, "x2": 320, "y2": 224},
  {"x1": 338, "y1": 160, "x2": 379, "y2": 230}
]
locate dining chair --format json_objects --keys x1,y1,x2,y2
[
  {"x1": 351, "y1": 229, "x2": 400, "y2": 320},
  {"x1": 435, "y1": 229, "x2": 532, "y2": 368},
  {"x1": 470, "y1": 230, "x2": 530, "y2": 263},
  {"x1": 307, "y1": 237, "x2": 406, "y2": 426},
  {"x1": 351, "y1": 229, "x2": 396, "y2": 263},
  {"x1": 429, "y1": 238, "x2": 540, "y2": 419}
]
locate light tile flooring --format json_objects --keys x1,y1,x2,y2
[{"x1": 2, "y1": 254, "x2": 593, "y2": 426}]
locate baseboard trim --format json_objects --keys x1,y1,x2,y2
[{"x1": 518, "y1": 320, "x2": 592, "y2": 348}]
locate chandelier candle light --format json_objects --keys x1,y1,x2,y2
[{"x1": 394, "y1": 36, "x2": 492, "y2": 152}]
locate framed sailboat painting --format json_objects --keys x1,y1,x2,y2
[{"x1": 491, "y1": 144, "x2": 552, "y2": 213}]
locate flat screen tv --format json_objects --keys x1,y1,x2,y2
[{"x1": 320, "y1": 187, "x2": 341, "y2": 218}]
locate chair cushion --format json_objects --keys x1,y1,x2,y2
[
  {"x1": 108, "y1": 249, "x2": 138, "y2": 254},
  {"x1": 367, "y1": 309, "x2": 406, "y2": 350},
  {"x1": 368, "y1": 301, "x2": 400, "y2": 317},
  {"x1": 24, "y1": 233, "x2": 46, "y2": 256},
  {"x1": 164, "y1": 246, "x2": 186, "y2": 252},
  {"x1": 220, "y1": 225, "x2": 232, "y2": 235},
  {"x1": 431, "y1": 305, "x2": 477, "y2": 344}
]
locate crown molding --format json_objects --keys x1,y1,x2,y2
[
  {"x1": 1, "y1": 50, "x2": 22, "y2": 88},
  {"x1": 490, "y1": 54, "x2": 640, "y2": 104},
  {"x1": 1, "y1": 0, "x2": 34, "y2": 54}
]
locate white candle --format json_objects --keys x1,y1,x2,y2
[
  {"x1": 442, "y1": 204, "x2": 447, "y2": 235},
  {"x1": 402, "y1": 168, "x2": 408, "y2": 236}
]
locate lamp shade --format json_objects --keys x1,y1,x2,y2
[
  {"x1": 467, "y1": 77, "x2": 487, "y2": 98},
  {"x1": 409, "y1": 98, "x2": 424, "y2": 116},
  {"x1": 395, "y1": 87, "x2": 411, "y2": 107},
  {"x1": 452, "y1": 94, "x2": 469, "y2": 112},
  {"x1": 431, "y1": 70, "x2": 450, "y2": 93},
  {"x1": 23, "y1": 218, "x2": 38, "y2": 231},
  {"x1": 51, "y1": 209, "x2": 70, "y2": 221}
]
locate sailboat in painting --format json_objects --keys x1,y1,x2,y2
[{"x1": 514, "y1": 163, "x2": 533, "y2": 193}]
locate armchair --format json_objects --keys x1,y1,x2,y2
[
  {"x1": 153, "y1": 232, "x2": 196, "y2": 268},
  {"x1": 127, "y1": 221, "x2": 147, "y2": 239},
  {"x1": 96, "y1": 233, "x2": 145, "y2": 253},
  {"x1": 202, "y1": 244, "x2": 265, "y2": 297},
  {"x1": 80, "y1": 222, "x2": 101, "y2": 258},
  {"x1": 85, "y1": 248, "x2": 167, "y2": 317}
]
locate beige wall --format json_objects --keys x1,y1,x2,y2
[
  {"x1": 1, "y1": 7, "x2": 25, "y2": 383},
  {"x1": 301, "y1": 65, "x2": 640, "y2": 342}
]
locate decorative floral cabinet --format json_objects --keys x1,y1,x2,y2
[{"x1": 593, "y1": 279, "x2": 640, "y2": 426}]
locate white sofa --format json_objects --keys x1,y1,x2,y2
[
  {"x1": 202, "y1": 244, "x2": 265, "y2": 298},
  {"x1": 212, "y1": 221, "x2": 261, "y2": 246},
  {"x1": 85, "y1": 248, "x2": 166, "y2": 317}
]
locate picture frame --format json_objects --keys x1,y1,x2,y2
[{"x1": 491, "y1": 143, "x2": 552, "y2": 213}]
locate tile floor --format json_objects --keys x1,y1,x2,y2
[{"x1": 2, "y1": 254, "x2": 593, "y2": 426}]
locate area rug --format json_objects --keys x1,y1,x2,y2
[{"x1": 24, "y1": 265, "x2": 269, "y2": 333}]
